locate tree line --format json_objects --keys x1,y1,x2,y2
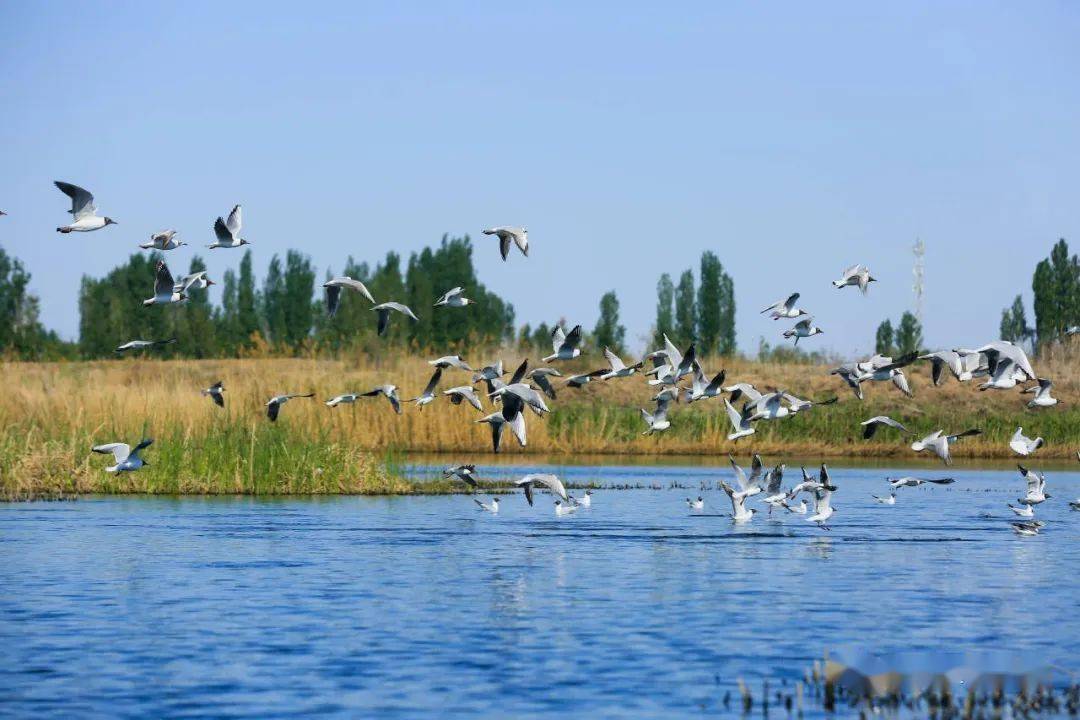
[{"x1": 1000, "y1": 238, "x2": 1079, "y2": 349}]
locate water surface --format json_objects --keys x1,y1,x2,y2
[{"x1": 2, "y1": 461, "x2": 1078, "y2": 718}]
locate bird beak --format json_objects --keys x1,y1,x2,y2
[{"x1": 207, "y1": 280, "x2": 216, "y2": 286}]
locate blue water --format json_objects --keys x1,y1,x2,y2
[{"x1": 2, "y1": 462, "x2": 1079, "y2": 718}]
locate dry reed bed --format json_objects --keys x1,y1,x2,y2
[{"x1": 1, "y1": 353, "x2": 1076, "y2": 496}]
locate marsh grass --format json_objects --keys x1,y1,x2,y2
[{"x1": 1, "y1": 350, "x2": 1076, "y2": 496}]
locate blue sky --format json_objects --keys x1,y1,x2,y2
[{"x1": 1, "y1": 2, "x2": 1077, "y2": 356}]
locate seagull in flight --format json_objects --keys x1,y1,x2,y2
[
  {"x1": 474, "y1": 497, "x2": 500, "y2": 513},
  {"x1": 324, "y1": 277, "x2": 375, "y2": 318},
  {"x1": 526, "y1": 368, "x2": 561, "y2": 400},
  {"x1": 92, "y1": 439, "x2": 153, "y2": 473},
  {"x1": 782, "y1": 317, "x2": 824, "y2": 345},
  {"x1": 143, "y1": 261, "x2": 187, "y2": 306},
  {"x1": 719, "y1": 454, "x2": 765, "y2": 522},
  {"x1": 832, "y1": 263, "x2": 875, "y2": 293},
  {"x1": 783, "y1": 393, "x2": 837, "y2": 415},
  {"x1": 476, "y1": 411, "x2": 526, "y2": 452},
  {"x1": 641, "y1": 388, "x2": 675, "y2": 435},
  {"x1": 430, "y1": 355, "x2": 473, "y2": 371},
  {"x1": 1017, "y1": 464, "x2": 1050, "y2": 506},
  {"x1": 1012, "y1": 521, "x2": 1040, "y2": 536},
  {"x1": 807, "y1": 480, "x2": 836, "y2": 530},
  {"x1": 684, "y1": 367, "x2": 725, "y2": 403},
  {"x1": 173, "y1": 271, "x2": 215, "y2": 294},
  {"x1": 208, "y1": 205, "x2": 249, "y2": 249},
  {"x1": 372, "y1": 302, "x2": 419, "y2": 336},
  {"x1": 1009, "y1": 427, "x2": 1044, "y2": 456},
  {"x1": 54, "y1": 181, "x2": 117, "y2": 233},
  {"x1": 443, "y1": 385, "x2": 484, "y2": 411},
  {"x1": 444, "y1": 464, "x2": 478, "y2": 488},
  {"x1": 1008, "y1": 503, "x2": 1034, "y2": 518},
  {"x1": 141, "y1": 230, "x2": 184, "y2": 251},
  {"x1": 601, "y1": 347, "x2": 643, "y2": 380},
  {"x1": 760, "y1": 292, "x2": 808, "y2": 320},
  {"x1": 888, "y1": 476, "x2": 955, "y2": 489},
  {"x1": 483, "y1": 226, "x2": 529, "y2": 260},
  {"x1": 115, "y1": 338, "x2": 176, "y2": 353},
  {"x1": 266, "y1": 393, "x2": 314, "y2": 421},
  {"x1": 860, "y1": 416, "x2": 911, "y2": 440},
  {"x1": 409, "y1": 368, "x2": 443, "y2": 409},
  {"x1": 325, "y1": 393, "x2": 365, "y2": 407},
  {"x1": 956, "y1": 341, "x2": 1036, "y2": 384},
  {"x1": 566, "y1": 369, "x2": 606, "y2": 389},
  {"x1": 911, "y1": 428, "x2": 981, "y2": 465},
  {"x1": 434, "y1": 287, "x2": 473, "y2": 308},
  {"x1": 201, "y1": 381, "x2": 225, "y2": 408},
  {"x1": 359, "y1": 385, "x2": 402, "y2": 414},
  {"x1": 723, "y1": 399, "x2": 756, "y2": 441},
  {"x1": 544, "y1": 324, "x2": 583, "y2": 362},
  {"x1": 516, "y1": 473, "x2": 569, "y2": 505},
  {"x1": 1021, "y1": 378, "x2": 1058, "y2": 409}
]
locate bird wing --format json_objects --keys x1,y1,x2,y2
[
  {"x1": 728, "y1": 455, "x2": 749, "y2": 491},
  {"x1": 551, "y1": 325, "x2": 566, "y2": 353},
  {"x1": 225, "y1": 204, "x2": 242, "y2": 235},
  {"x1": 213, "y1": 216, "x2": 232, "y2": 242},
  {"x1": 724, "y1": 399, "x2": 744, "y2": 430},
  {"x1": 423, "y1": 368, "x2": 443, "y2": 396},
  {"x1": 341, "y1": 278, "x2": 375, "y2": 303},
  {"x1": 155, "y1": 261, "x2": 175, "y2": 296},
  {"x1": 783, "y1": 292, "x2": 800, "y2": 310},
  {"x1": 891, "y1": 371, "x2": 913, "y2": 397},
  {"x1": 531, "y1": 373, "x2": 556, "y2": 400},
  {"x1": 509, "y1": 359, "x2": 529, "y2": 385},
  {"x1": 375, "y1": 308, "x2": 390, "y2": 336},
  {"x1": 267, "y1": 401, "x2": 280, "y2": 421},
  {"x1": 92, "y1": 442, "x2": 130, "y2": 462},
  {"x1": 55, "y1": 181, "x2": 96, "y2": 219},
  {"x1": 561, "y1": 325, "x2": 583, "y2": 352},
  {"x1": 604, "y1": 347, "x2": 625, "y2": 371},
  {"x1": 507, "y1": 411, "x2": 527, "y2": 447},
  {"x1": 499, "y1": 234, "x2": 511, "y2": 261},
  {"x1": 325, "y1": 285, "x2": 342, "y2": 318}
]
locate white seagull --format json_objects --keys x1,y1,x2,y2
[
  {"x1": 174, "y1": 271, "x2": 215, "y2": 293},
  {"x1": 434, "y1": 287, "x2": 473, "y2": 308},
  {"x1": 686, "y1": 496, "x2": 705, "y2": 512},
  {"x1": 1017, "y1": 464, "x2": 1050, "y2": 506},
  {"x1": 684, "y1": 367, "x2": 725, "y2": 403},
  {"x1": 526, "y1": 368, "x2": 561, "y2": 400},
  {"x1": 860, "y1": 416, "x2": 911, "y2": 440},
  {"x1": 143, "y1": 261, "x2": 187, "y2": 306},
  {"x1": 723, "y1": 399, "x2": 756, "y2": 441},
  {"x1": 579, "y1": 490, "x2": 593, "y2": 508},
  {"x1": 516, "y1": 473, "x2": 569, "y2": 505},
  {"x1": 54, "y1": 181, "x2": 117, "y2": 233},
  {"x1": 208, "y1": 205, "x2": 249, "y2": 249},
  {"x1": 372, "y1": 302, "x2": 419, "y2": 336},
  {"x1": 782, "y1": 317, "x2": 824, "y2": 345},
  {"x1": 807, "y1": 482, "x2": 836, "y2": 530},
  {"x1": 359, "y1": 385, "x2": 402, "y2": 414},
  {"x1": 601, "y1": 347, "x2": 643, "y2": 380},
  {"x1": 760, "y1": 292, "x2": 808, "y2": 320},
  {"x1": 1021, "y1": 378, "x2": 1058, "y2": 409},
  {"x1": 324, "y1": 277, "x2": 375, "y2": 318},
  {"x1": 911, "y1": 428, "x2": 982, "y2": 465},
  {"x1": 325, "y1": 393, "x2": 362, "y2": 407},
  {"x1": 832, "y1": 263, "x2": 875, "y2": 293},
  {"x1": 476, "y1": 412, "x2": 520, "y2": 453},
  {"x1": 1008, "y1": 503, "x2": 1034, "y2": 518},
  {"x1": 266, "y1": 393, "x2": 314, "y2": 421},
  {"x1": 1009, "y1": 427, "x2": 1044, "y2": 456},
  {"x1": 482, "y1": 226, "x2": 529, "y2": 260},
  {"x1": 92, "y1": 439, "x2": 153, "y2": 473},
  {"x1": 888, "y1": 476, "x2": 955, "y2": 489},
  {"x1": 430, "y1": 355, "x2": 473, "y2": 371},
  {"x1": 640, "y1": 388, "x2": 675, "y2": 435},
  {"x1": 444, "y1": 464, "x2": 478, "y2": 489},
  {"x1": 141, "y1": 230, "x2": 184, "y2": 250},
  {"x1": 409, "y1": 368, "x2": 443, "y2": 409},
  {"x1": 474, "y1": 497, "x2": 500, "y2": 513},
  {"x1": 443, "y1": 385, "x2": 484, "y2": 411},
  {"x1": 202, "y1": 381, "x2": 225, "y2": 408},
  {"x1": 543, "y1": 324, "x2": 583, "y2": 362},
  {"x1": 115, "y1": 338, "x2": 176, "y2": 353},
  {"x1": 872, "y1": 493, "x2": 896, "y2": 505},
  {"x1": 554, "y1": 500, "x2": 577, "y2": 516}
]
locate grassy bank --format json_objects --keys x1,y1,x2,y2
[{"x1": 1, "y1": 351, "x2": 1076, "y2": 497}]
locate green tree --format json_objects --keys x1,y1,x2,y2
[
  {"x1": 260, "y1": 255, "x2": 287, "y2": 347},
  {"x1": 282, "y1": 250, "x2": 316, "y2": 349},
  {"x1": 79, "y1": 253, "x2": 176, "y2": 358},
  {"x1": 999, "y1": 295, "x2": 1031, "y2": 346},
  {"x1": 593, "y1": 290, "x2": 625, "y2": 353},
  {"x1": 718, "y1": 272, "x2": 736, "y2": 356},
  {"x1": 0, "y1": 244, "x2": 66, "y2": 358},
  {"x1": 697, "y1": 252, "x2": 722, "y2": 355},
  {"x1": 653, "y1": 273, "x2": 674, "y2": 348},
  {"x1": 894, "y1": 311, "x2": 923, "y2": 355},
  {"x1": 674, "y1": 269, "x2": 696, "y2": 346},
  {"x1": 874, "y1": 319, "x2": 894, "y2": 355},
  {"x1": 175, "y1": 255, "x2": 216, "y2": 358},
  {"x1": 1032, "y1": 238, "x2": 1079, "y2": 346},
  {"x1": 236, "y1": 250, "x2": 260, "y2": 348}
]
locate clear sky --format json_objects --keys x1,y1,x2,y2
[{"x1": 1, "y1": 2, "x2": 1077, "y2": 357}]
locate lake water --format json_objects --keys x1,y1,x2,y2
[{"x1": 2, "y1": 461, "x2": 1079, "y2": 718}]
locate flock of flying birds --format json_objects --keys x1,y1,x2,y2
[{"x1": 21, "y1": 181, "x2": 1078, "y2": 533}]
